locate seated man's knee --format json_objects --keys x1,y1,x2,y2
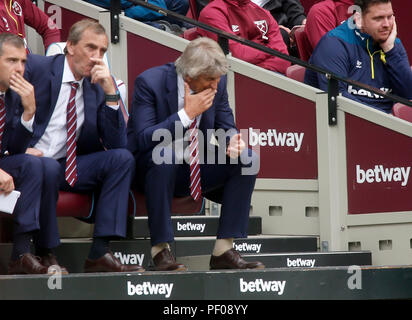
[
  {"x1": 40, "y1": 157, "x2": 63, "y2": 178},
  {"x1": 106, "y1": 148, "x2": 135, "y2": 170},
  {"x1": 19, "y1": 154, "x2": 43, "y2": 179},
  {"x1": 145, "y1": 146, "x2": 180, "y2": 177}
]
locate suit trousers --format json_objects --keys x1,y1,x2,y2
[
  {"x1": 31, "y1": 149, "x2": 135, "y2": 249},
  {"x1": 135, "y1": 146, "x2": 259, "y2": 246},
  {"x1": 0, "y1": 154, "x2": 43, "y2": 239}
]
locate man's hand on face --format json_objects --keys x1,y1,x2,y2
[
  {"x1": 10, "y1": 72, "x2": 36, "y2": 122},
  {"x1": 183, "y1": 82, "x2": 217, "y2": 120},
  {"x1": 380, "y1": 17, "x2": 397, "y2": 53},
  {"x1": 90, "y1": 57, "x2": 116, "y2": 95}
]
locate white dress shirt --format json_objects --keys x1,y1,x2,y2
[{"x1": 34, "y1": 58, "x2": 84, "y2": 159}]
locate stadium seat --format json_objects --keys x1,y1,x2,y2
[
  {"x1": 286, "y1": 64, "x2": 306, "y2": 82},
  {"x1": 182, "y1": 27, "x2": 200, "y2": 40},
  {"x1": 294, "y1": 26, "x2": 312, "y2": 62},
  {"x1": 392, "y1": 103, "x2": 412, "y2": 123},
  {"x1": 129, "y1": 190, "x2": 204, "y2": 217}
]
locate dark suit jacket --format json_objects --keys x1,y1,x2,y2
[
  {"x1": 127, "y1": 63, "x2": 237, "y2": 159},
  {"x1": 1, "y1": 90, "x2": 33, "y2": 156},
  {"x1": 24, "y1": 54, "x2": 127, "y2": 155}
]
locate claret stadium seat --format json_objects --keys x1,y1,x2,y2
[
  {"x1": 294, "y1": 26, "x2": 312, "y2": 62},
  {"x1": 392, "y1": 102, "x2": 412, "y2": 123},
  {"x1": 286, "y1": 64, "x2": 306, "y2": 83}
]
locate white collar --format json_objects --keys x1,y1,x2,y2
[{"x1": 62, "y1": 57, "x2": 84, "y2": 88}]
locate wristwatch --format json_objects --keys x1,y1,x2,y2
[{"x1": 105, "y1": 93, "x2": 120, "y2": 102}]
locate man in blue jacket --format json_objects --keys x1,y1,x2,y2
[
  {"x1": 0, "y1": 33, "x2": 47, "y2": 274},
  {"x1": 24, "y1": 19, "x2": 143, "y2": 273},
  {"x1": 304, "y1": 0, "x2": 412, "y2": 113},
  {"x1": 127, "y1": 37, "x2": 264, "y2": 271}
]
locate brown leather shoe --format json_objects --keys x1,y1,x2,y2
[
  {"x1": 84, "y1": 252, "x2": 145, "y2": 273},
  {"x1": 153, "y1": 248, "x2": 187, "y2": 271},
  {"x1": 8, "y1": 253, "x2": 49, "y2": 275},
  {"x1": 210, "y1": 248, "x2": 265, "y2": 270},
  {"x1": 40, "y1": 253, "x2": 69, "y2": 275}
]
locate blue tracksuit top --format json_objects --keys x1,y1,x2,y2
[{"x1": 304, "y1": 18, "x2": 412, "y2": 113}]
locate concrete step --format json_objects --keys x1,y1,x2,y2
[
  {"x1": 0, "y1": 235, "x2": 318, "y2": 274},
  {"x1": 127, "y1": 215, "x2": 262, "y2": 238},
  {"x1": 177, "y1": 251, "x2": 372, "y2": 271},
  {"x1": 1, "y1": 265, "x2": 412, "y2": 299},
  {"x1": 173, "y1": 235, "x2": 318, "y2": 257}
]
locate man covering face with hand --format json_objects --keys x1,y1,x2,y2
[
  {"x1": 127, "y1": 37, "x2": 264, "y2": 272},
  {"x1": 23, "y1": 19, "x2": 143, "y2": 274}
]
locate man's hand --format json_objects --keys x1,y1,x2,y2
[
  {"x1": 0, "y1": 168, "x2": 14, "y2": 194},
  {"x1": 381, "y1": 17, "x2": 397, "y2": 53},
  {"x1": 183, "y1": 82, "x2": 217, "y2": 120},
  {"x1": 90, "y1": 57, "x2": 116, "y2": 95},
  {"x1": 9, "y1": 72, "x2": 36, "y2": 122},
  {"x1": 25, "y1": 148, "x2": 44, "y2": 157},
  {"x1": 226, "y1": 133, "x2": 246, "y2": 159}
]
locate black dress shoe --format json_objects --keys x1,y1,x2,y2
[
  {"x1": 153, "y1": 248, "x2": 187, "y2": 271},
  {"x1": 210, "y1": 248, "x2": 265, "y2": 270},
  {"x1": 8, "y1": 253, "x2": 49, "y2": 275},
  {"x1": 40, "y1": 253, "x2": 69, "y2": 275},
  {"x1": 84, "y1": 252, "x2": 145, "y2": 273}
]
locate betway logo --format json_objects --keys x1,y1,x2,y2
[
  {"x1": 127, "y1": 281, "x2": 173, "y2": 298},
  {"x1": 356, "y1": 164, "x2": 410, "y2": 186},
  {"x1": 287, "y1": 257, "x2": 315, "y2": 268},
  {"x1": 176, "y1": 222, "x2": 205, "y2": 233},
  {"x1": 233, "y1": 242, "x2": 261, "y2": 253},
  {"x1": 240, "y1": 278, "x2": 286, "y2": 295},
  {"x1": 249, "y1": 128, "x2": 304, "y2": 152},
  {"x1": 113, "y1": 252, "x2": 144, "y2": 265},
  {"x1": 347, "y1": 85, "x2": 390, "y2": 99}
]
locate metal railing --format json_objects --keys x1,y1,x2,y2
[{"x1": 109, "y1": 0, "x2": 412, "y2": 125}]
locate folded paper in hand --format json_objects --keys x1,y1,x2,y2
[{"x1": 0, "y1": 190, "x2": 21, "y2": 214}]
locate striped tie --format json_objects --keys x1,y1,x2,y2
[
  {"x1": 65, "y1": 82, "x2": 79, "y2": 187},
  {"x1": 0, "y1": 95, "x2": 6, "y2": 152},
  {"x1": 188, "y1": 119, "x2": 202, "y2": 201}
]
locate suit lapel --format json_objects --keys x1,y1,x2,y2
[
  {"x1": 166, "y1": 64, "x2": 179, "y2": 115},
  {"x1": 80, "y1": 79, "x2": 97, "y2": 133},
  {"x1": 32, "y1": 55, "x2": 64, "y2": 144},
  {"x1": 50, "y1": 55, "x2": 65, "y2": 115}
]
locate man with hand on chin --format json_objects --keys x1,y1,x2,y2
[
  {"x1": 0, "y1": 33, "x2": 49, "y2": 274},
  {"x1": 304, "y1": 0, "x2": 412, "y2": 114},
  {"x1": 127, "y1": 37, "x2": 264, "y2": 271},
  {"x1": 24, "y1": 19, "x2": 142, "y2": 273}
]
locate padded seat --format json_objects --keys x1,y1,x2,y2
[
  {"x1": 392, "y1": 102, "x2": 412, "y2": 123},
  {"x1": 286, "y1": 64, "x2": 306, "y2": 82}
]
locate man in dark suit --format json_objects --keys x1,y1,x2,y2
[
  {"x1": 127, "y1": 37, "x2": 264, "y2": 271},
  {"x1": 24, "y1": 19, "x2": 143, "y2": 273},
  {"x1": 0, "y1": 33, "x2": 51, "y2": 274}
]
